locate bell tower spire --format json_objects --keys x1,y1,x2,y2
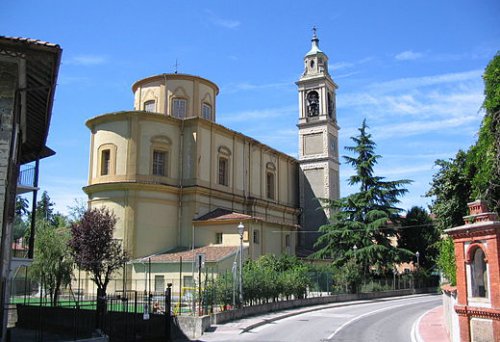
[{"x1": 296, "y1": 28, "x2": 340, "y2": 254}]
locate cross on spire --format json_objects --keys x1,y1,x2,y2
[
  {"x1": 312, "y1": 26, "x2": 318, "y2": 39},
  {"x1": 173, "y1": 59, "x2": 180, "y2": 74}
]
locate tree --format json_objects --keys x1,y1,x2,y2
[
  {"x1": 13, "y1": 196, "x2": 29, "y2": 241},
  {"x1": 69, "y1": 207, "x2": 128, "y2": 326},
  {"x1": 29, "y1": 222, "x2": 73, "y2": 306},
  {"x1": 313, "y1": 120, "x2": 412, "y2": 274},
  {"x1": 67, "y1": 198, "x2": 88, "y2": 224},
  {"x1": 35, "y1": 191, "x2": 56, "y2": 226},
  {"x1": 397, "y1": 206, "x2": 439, "y2": 270},
  {"x1": 481, "y1": 52, "x2": 500, "y2": 214},
  {"x1": 436, "y1": 236, "x2": 456, "y2": 286},
  {"x1": 426, "y1": 150, "x2": 471, "y2": 232}
]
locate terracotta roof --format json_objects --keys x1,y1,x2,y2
[
  {"x1": 194, "y1": 208, "x2": 256, "y2": 222},
  {"x1": 136, "y1": 245, "x2": 239, "y2": 263},
  {"x1": 0, "y1": 36, "x2": 60, "y2": 48}
]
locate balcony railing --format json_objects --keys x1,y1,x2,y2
[{"x1": 18, "y1": 166, "x2": 36, "y2": 188}]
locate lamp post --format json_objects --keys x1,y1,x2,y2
[
  {"x1": 232, "y1": 261, "x2": 237, "y2": 308},
  {"x1": 237, "y1": 222, "x2": 245, "y2": 307},
  {"x1": 415, "y1": 251, "x2": 420, "y2": 268}
]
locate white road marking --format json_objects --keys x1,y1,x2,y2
[{"x1": 326, "y1": 297, "x2": 438, "y2": 341}]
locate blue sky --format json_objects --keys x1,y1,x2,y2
[{"x1": 2, "y1": 0, "x2": 499, "y2": 215}]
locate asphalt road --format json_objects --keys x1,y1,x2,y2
[{"x1": 199, "y1": 294, "x2": 441, "y2": 342}]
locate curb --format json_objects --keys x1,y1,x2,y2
[
  {"x1": 411, "y1": 306, "x2": 429, "y2": 342},
  {"x1": 239, "y1": 294, "x2": 436, "y2": 334}
]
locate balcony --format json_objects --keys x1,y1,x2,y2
[{"x1": 17, "y1": 166, "x2": 38, "y2": 195}]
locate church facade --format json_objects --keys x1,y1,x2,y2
[{"x1": 83, "y1": 32, "x2": 339, "y2": 291}]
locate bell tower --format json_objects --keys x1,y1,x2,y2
[{"x1": 297, "y1": 28, "x2": 340, "y2": 253}]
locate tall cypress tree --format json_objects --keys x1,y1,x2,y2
[{"x1": 313, "y1": 120, "x2": 412, "y2": 274}]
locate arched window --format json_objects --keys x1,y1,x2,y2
[
  {"x1": 202, "y1": 103, "x2": 212, "y2": 120},
  {"x1": 218, "y1": 157, "x2": 228, "y2": 186},
  {"x1": 471, "y1": 247, "x2": 488, "y2": 298},
  {"x1": 217, "y1": 146, "x2": 231, "y2": 186},
  {"x1": 307, "y1": 91, "x2": 319, "y2": 117},
  {"x1": 150, "y1": 136, "x2": 171, "y2": 178},
  {"x1": 144, "y1": 100, "x2": 156, "y2": 112},
  {"x1": 97, "y1": 144, "x2": 117, "y2": 176},
  {"x1": 172, "y1": 98, "x2": 187, "y2": 118},
  {"x1": 266, "y1": 162, "x2": 276, "y2": 200}
]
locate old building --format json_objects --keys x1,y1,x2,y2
[
  {"x1": 0, "y1": 36, "x2": 61, "y2": 342},
  {"x1": 83, "y1": 32, "x2": 340, "y2": 291},
  {"x1": 445, "y1": 200, "x2": 500, "y2": 342}
]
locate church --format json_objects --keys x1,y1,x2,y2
[{"x1": 83, "y1": 31, "x2": 340, "y2": 291}]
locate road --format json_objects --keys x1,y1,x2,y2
[{"x1": 199, "y1": 294, "x2": 441, "y2": 342}]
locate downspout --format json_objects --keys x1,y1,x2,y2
[{"x1": 177, "y1": 120, "x2": 184, "y2": 246}]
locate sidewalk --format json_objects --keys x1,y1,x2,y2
[{"x1": 415, "y1": 305, "x2": 450, "y2": 342}]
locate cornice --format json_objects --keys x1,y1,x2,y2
[
  {"x1": 454, "y1": 305, "x2": 500, "y2": 320},
  {"x1": 131, "y1": 73, "x2": 219, "y2": 95}
]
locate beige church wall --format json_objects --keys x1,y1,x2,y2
[
  {"x1": 232, "y1": 138, "x2": 245, "y2": 193},
  {"x1": 91, "y1": 120, "x2": 129, "y2": 180},
  {"x1": 262, "y1": 224, "x2": 284, "y2": 256},
  {"x1": 278, "y1": 159, "x2": 289, "y2": 204},
  {"x1": 197, "y1": 125, "x2": 212, "y2": 183},
  {"x1": 137, "y1": 119, "x2": 180, "y2": 178},
  {"x1": 181, "y1": 125, "x2": 198, "y2": 181},
  {"x1": 134, "y1": 200, "x2": 178, "y2": 257},
  {"x1": 88, "y1": 194, "x2": 127, "y2": 245},
  {"x1": 194, "y1": 222, "x2": 250, "y2": 247},
  {"x1": 134, "y1": 81, "x2": 163, "y2": 112},
  {"x1": 249, "y1": 145, "x2": 262, "y2": 197},
  {"x1": 288, "y1": 163, "x2": 299, "y2": 205}
]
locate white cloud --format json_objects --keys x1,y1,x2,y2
[
  {"x1": 65, "y1": 55, "x2": 108, "y2": 66},
  {"x1": 205, "y1": 10, "x2": 240, "y2": 29},
  {"x1": 370, "y1": 69, "x2": 482, "y2": 93},
  {"x1": 371, "y1": 115, "x2": 479, "y2": 139},
  {"x1": 395, "y1": 50, "x2": 424, "y2": 61}
]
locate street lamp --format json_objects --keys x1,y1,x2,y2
[
  {"x1": 237, "y1": 222, "x2": 245, "y2": 307},
  {"x1": 415, "y1": 251, "x2": 420, "y2": 267}
]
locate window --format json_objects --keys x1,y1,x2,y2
[
  {"x1": 172, "y1": 98, "x2": 187, "y2": 118},
  {"x1": 253, "y1": 230, "x2": 260, "y2": 244},
  {"x1": 471, "y1": 247, "x2": 488, "y2": 298},
  {"x1": 183, "y1": 276, "x2": 194, "y2": 287},
  {"x1": 215, "y1": 232, "x2": 223, "y2": 245},
  {"x1": 154, "y1": 275, "x2": 165, "y2": 292},
  {"x1": 285, "y1": 234, "x2": 291, "y2": 248},
  {"x1": 202, "y1": 103, "x2": 212, "y2": 120},
  {"x1": 100, "y1": 149, "x2": 110, "y2": 175},
  {"x1": 266, "y1": 172, "x2": 275, "y2": 199},
  {"x1": 152, "y1": 150, "x2": 167, "y2": 176},
  {"x1": 266, "y1": 162, "x2": 276, "y2": 200},
  {"x1": 218, "y1": 157, "x2": 228, "y2": 186},
  {"x1": 144, "y1": 100, "x2": 156, "y2": 112}
]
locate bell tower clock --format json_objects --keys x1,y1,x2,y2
[{"x1": 296, "y1": 28, "x2": 340, "y2": 253}]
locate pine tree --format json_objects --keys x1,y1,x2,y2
[{"x1": 313, "y1": 120, "x2": 412, "y2": 274}]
